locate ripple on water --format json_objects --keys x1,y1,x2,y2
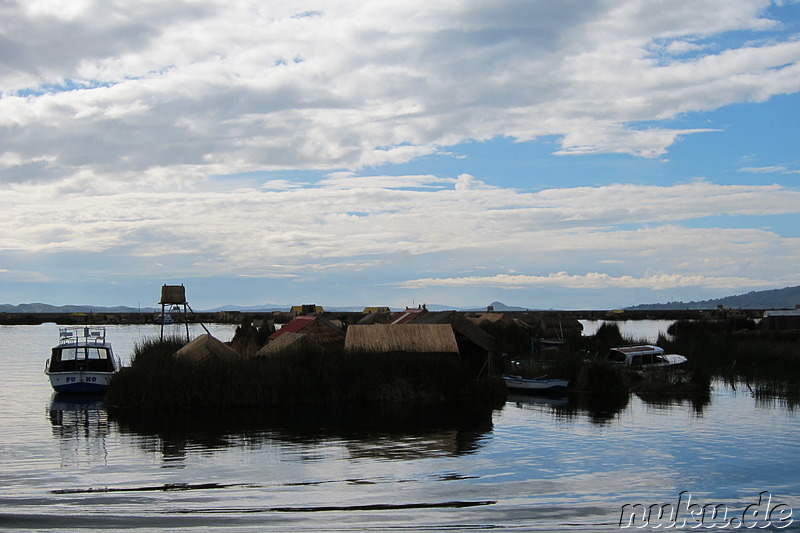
[{"x1": 1, "y1": 325, "x2": 800, "y2": 531}]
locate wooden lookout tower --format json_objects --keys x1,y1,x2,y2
[{"x1": 160, "y1": 284, "x2": 190, "y2": 341}]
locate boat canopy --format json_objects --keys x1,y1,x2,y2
[
  {"x1": 606, "y1": 345, "x2": 683, "y2": 367},
  {"x1": 48, "y1": 327, "x2": 117, "y2": 373}
]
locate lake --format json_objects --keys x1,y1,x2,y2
[{"x1": 1, "y1": 323, "x2": 798, "y2": 531}]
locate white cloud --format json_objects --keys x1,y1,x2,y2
[
  {"x1": 394, "y1": 272, "x2": 777, "y2": 290},
  {"x1": 3, "y1": 0, "x2": 800, "y2": 306},
  {"x1": 260, "y1": 179, "x2": 306, "y2": 190},
  {"x1": 740, "y1": 165, "x2": 790, "y2": 173},
  {"x1": 2, "y1": 0, "x2": 799, "y2": 182},
  {"x1": 663, "y1": 41, "x2": 711, "y2": 55},
  {"x1": 1, "y1": 177, "x2": 798, "y2": 288},
  {"x1": 454, "y1": 174, "x2": 495, "y2": 191}
]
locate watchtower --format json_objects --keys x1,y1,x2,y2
[{"x1": 160, "y1": 284, "x2": 190, "y2": 341}]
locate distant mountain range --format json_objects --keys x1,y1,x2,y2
[
  {"x1": 626, "y1": 285, "x2": 800, "y2": 310},
  {"x1": 0, "y1": 303, "x2": 155, "y2": 314},
  {"x1": 4, "y1": 286, "x2": 797, "y2": 314},
  {"x1": 0, "y1": 300, "x2": 529, "y2": 314}
]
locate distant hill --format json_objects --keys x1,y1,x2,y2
[
  {"x1": 203, "y1": 303, "x2": 292, "y2": 312},
  {"x1": 627, "y1": 285, "x2": 800, "y2": 310},
  {"x1": 0, "y1": 303, "x2": 153, "y2": 314},
  {"x1": 482, "y1": 301, "x2": 531, "y2": 312},
  {"x1": 0, "y1": 300, "x2": 530, "y2": 314}
]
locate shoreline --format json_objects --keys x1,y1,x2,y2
[{"x1": 0, "y1": 308, "x2": 767, "y2": 326}]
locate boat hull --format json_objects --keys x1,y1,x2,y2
[
  {"x1": 502, "y1": 375, "x2": 569, "y2": 393},
  {"x1": 47, "y1": 371, "x2": 114, "y2": 393}
]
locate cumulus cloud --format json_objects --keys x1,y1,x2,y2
[
  {"x1": 2, "y1": 176, "x2": 798, "y2": 291},
  {"x1": 394, "y1": 272, "x2": 777, "y2": 290},
  {"x1": 739, "y1": 165, "x2": 790, "y2": 173},
  {"x1": 3, "y1": 0, "x2": 800, "y2": 306},
  {"x1": 1, "y1": 0, "x2": 800, "y2": 184}
]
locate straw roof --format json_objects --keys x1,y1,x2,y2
[
  {"x1": 344, "y1": 324, "x2": 459, "y2": 355},
  {"x1": 470, "y1": 313, "x2": 505, "y2": 323},
  {"x1": 269, "y1": 315, "x2": 345, "y2": 346},
  {"x1": 356, "y1": 311, "x2": 390, "y2": 324},
  {"x1": 254, "y1": 332, "x2": 322, "y2": 357},
  {"x1": 228, "y1": 319, "x2": 261, "y2": 357},
  {"x1": 410, "y1": 310, "x2": 494, "y2": 352},
  {"x1": 174, "y1": 334, "x2": 243, "y2": 363}
]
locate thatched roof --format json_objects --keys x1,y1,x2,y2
[
  {"x1": 174, "y1": 334, "x2": 242, "y2": 363},
  {"x1": 228, "y1": 319, "x2": 261, "y2": 357},
  {"x1": 269, "y1": 315, "x2": 345, "y2": 346},
  {"x1": 470, "y1": 313, "x2": 505, "y2": 323},
  {"x1": 389, "y1": 307, "x2": 428, "y2": 324},
  {"x1": 344, "y1": 324, "x2": 459, "y2": 354},
  {"x1": 356, "y1": 311, "x2": 390, "y2": 325},
  {"x1": 410, "y1": 310, "x2": 494, "y2": 352},
  {"x1": 254, "y1": 332, "x2": 322, "y2": 357}
]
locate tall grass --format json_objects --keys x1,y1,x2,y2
[
  {"x1": 514, "y1": 322, "x2": 714, "y2": 398},
  {"x1": 659, "y1": 318, "x2": 800, "y2": 400},
  {"x1": 106, "y1": 338, "x2": 506, "y2": 410}
]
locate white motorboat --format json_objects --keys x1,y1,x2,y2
[
  {"x1": 502, "y1": 375, "x2": 569, "y2": 393},
  {"x1": 605, "y1": 345, "x2": 687, "y2": 368},
  {"x1": 44, "y1": 327, "x2": 121, "y2": 393}
]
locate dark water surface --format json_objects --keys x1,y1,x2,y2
[{"x1": 1, "y1": 324, "x2": 799, "y2": 531}]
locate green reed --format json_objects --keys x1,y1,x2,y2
[{"x1": 106, "y1": 338, "x2": 505, "y2": 410}]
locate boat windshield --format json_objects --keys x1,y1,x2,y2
[
  {"x1": 49, "y1": 346, "x2": 114, "y2": 372},
  {"x1": 87, "y1": 347, "x2": 109, "y2": 360},
  {"x1": 56, "y1": 347, "x2": 109, "y2": 361},
  {"x1": 60, "y1": 347, "x2": 79, "y2": 361}
]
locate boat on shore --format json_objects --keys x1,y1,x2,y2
[
  {"x1": 502, "y1": 375, "x2": 569, "y2": 393},
  {"x1": 44, "y1": 327, "x2": 121, "y2": 393},
  {"x1": 605, "y1": 344, "x2": 686, "y2": 368},
  {"x1": 154, "y1": 312, "x2": 174, "y2": 324}
]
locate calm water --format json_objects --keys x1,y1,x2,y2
[
  {"x1": 579, "y1": 319, "x2": 675, "y2": 343},
  {"x1": 1, "y1": 323, "x2": 799, "y2": 532}
]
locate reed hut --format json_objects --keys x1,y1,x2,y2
[
  {"x1": 344, "y1": 324, "x2": 458, "y2": 355},
  {"x1": 228, "y1": 318, "x2": 260, "y2": 356},
  {"x1": 389, "y1": 306, "x2": 428, "y2": 324},
  {"x1": 174, "y1": 334, "x2": 242, "y2": 363},
  {"x1": 356, "y1": 311, "x2": 390, "y2": 325},
  {"x1": 254, "y1": 332, "x2": 323, "y2": 357},
  {"x1": 269, "y1": 315, "x2": 345, "y2": 349},
  {"x1": 408, "y1": 311, "x2": 494, "y2": 374},
  {"x1": 762, "y1": 308, "x2": 800, "y2": 330},
  {"x1": 290, "y1": 304, "x2": 324, "y2": 316},
  {"x1": 363, "y1": 307, "x2": 391, "y2": 314}
]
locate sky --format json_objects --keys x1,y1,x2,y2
[{"x1": 2, "y1": 0, "x2": 800, "y2": 311}]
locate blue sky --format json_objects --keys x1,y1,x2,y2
[{"x1": 1, "y1": 0, "x2": 800, "y2": 310}]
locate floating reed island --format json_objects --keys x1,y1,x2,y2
[
  {"x1": 105, "y1": 334, "x2": 506, "y2": 410},
  {"x1": 106, "y1": 310, "x2": 800, "y2": 411}
]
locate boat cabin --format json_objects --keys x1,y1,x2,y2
[
  {"x1": 47, "y1": 327, "x2": 117, "y2": 373},
  {"x1": 605, "y1": 345, "x2": 680, "y2": 368}
]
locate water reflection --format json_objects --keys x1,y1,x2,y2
[
  {"x1": 635, "y1": 390, "x2": 712, "y2": 415},
  {"x1": 508, "y1": 388, "x2": 713, "y2": 422},
  {"x1": 105, "y1": 401, "x2": 496, "y2": 465},
  {"x1": 507, "y1": 391, "x2": 630, "y2": 423},
  {"x1": 47, "y1": 393, "x2": 110, "y2": 466}
]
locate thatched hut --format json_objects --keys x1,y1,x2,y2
[
  {"x1": 356, "y1": 311, "x2": 390, "y2": 325},
  {"x1": 268, "y1": 315, "x2": 345, "y2": 349},
  {"x1": 174, "y1": 334, "x2": 242, "y2": 363},
  {"x1": 344, "y1": 324, "x2": 458, "y2": 355},
  {"x1": 254, "y1": 332, "x2": 323, "y2": 357},
  {"x1": 389, "y1": 306, "x2": 428, "y2": 324},
  {"x1": 228, "y1": 318, "x2": 261, "y2": 356},
  {"x1": 408, "y1": 310, "x2": 494, "y2": 374}
]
